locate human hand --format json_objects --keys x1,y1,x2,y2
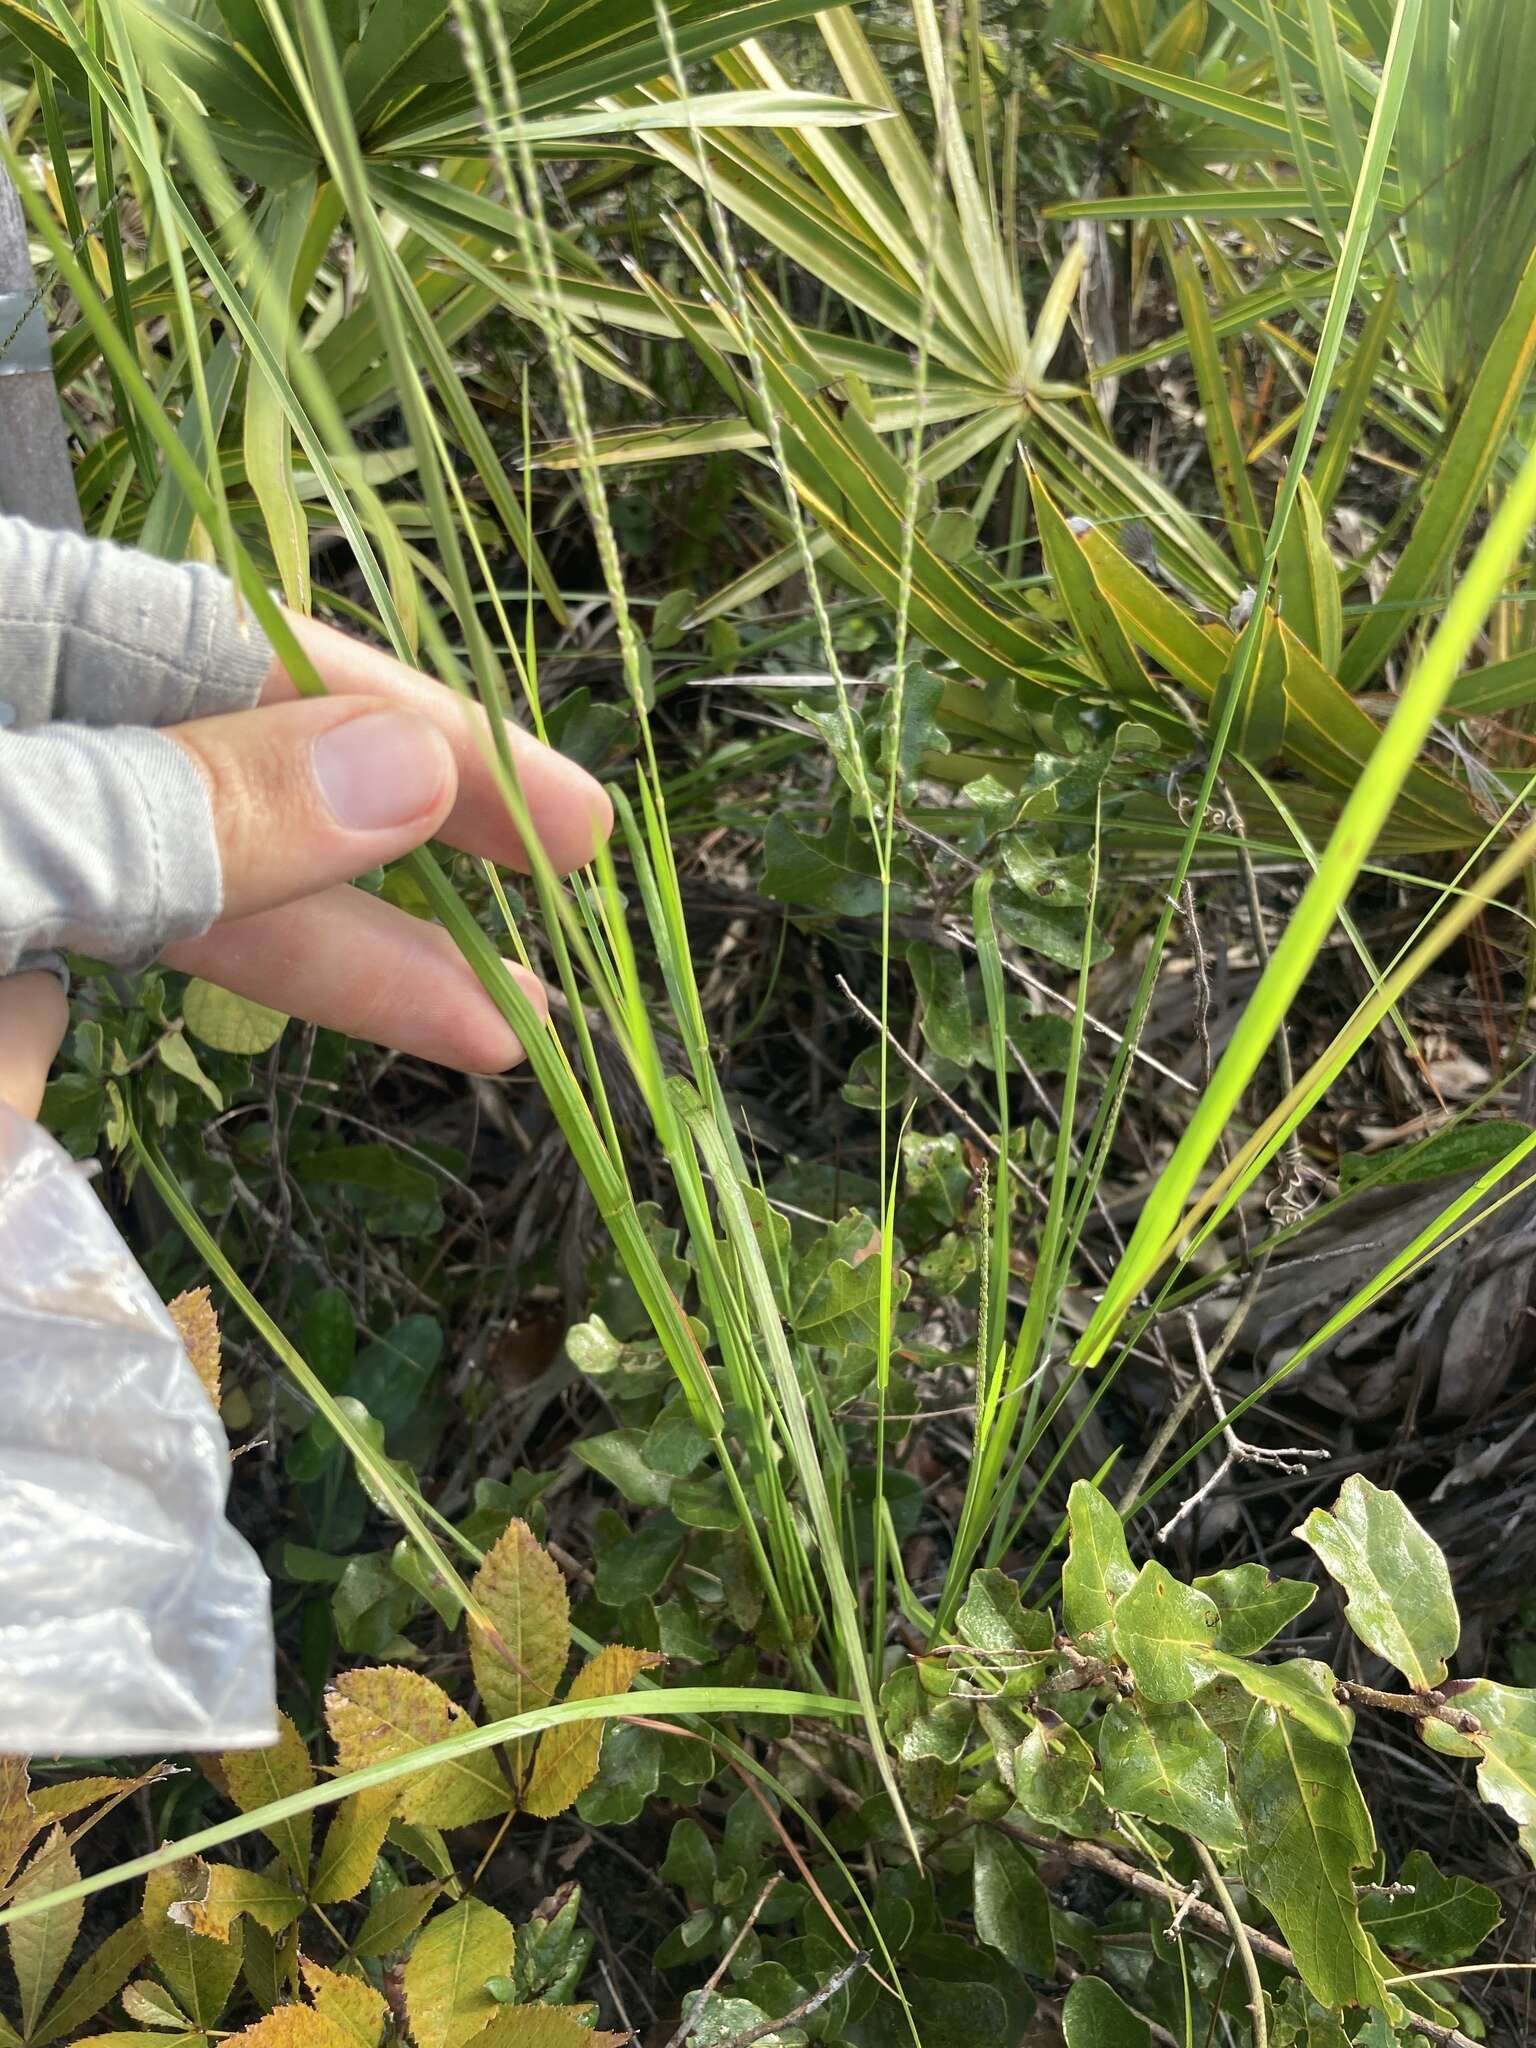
[{"x1": 0, "y1": 609, "x2": 611, "y2": 1119}]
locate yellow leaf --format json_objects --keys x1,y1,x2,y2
[
  {"x1": 30, "y1": 1768, "x2": 171, "y2": 1831},
  {"x1": 402, "y1": 1900, "x2": 514, "y2": 2048},
  {"x1": 325, "y1": 1668, "x2": 509, "y2": 1829},
  {"x1": 301, "y1": 1959, "x2": 387, "y2": 2048},
  {"x1": 70, "y1": 2035, "x2": 203, "y2": 2047},
  {"x1": 310, "y1": 1786, "x2": 395, "y2": 1906},
  {"x1": 8, "y1": 1828, "x2": 82, "y2": 2036},
  {"x1": 167, "y1": 1286, "x2": 222, "y2": 1406},
  {"x1": 222, "y1": 1714, "x2": 315, "y2": 1882},
  {"x1": 223, "y1": 2006, "x2": 358, "y2": 2047},
  {"x1": 521, "y1": 1647, "x2": 660, "y2": 1820},
  {"x1": 469, "y1": 1520, "x2": 571, "y2": 1724},
  {"x1": 27, "y1": 1918, "x2": 149, "y2": 2048},
  {"x1": 353, "y1": 1880, "x2": 441, "y2": 1958},
  {"x1": 144, "y1": 1862, "x2": 244, "y2": 2029},
  {"x1": 0, "y1": 1757, "x2": 35, "y2": 1894},
  {"x1": 171, "y1": 1860, "x2": 305, "y2": 1941},
  {"x1": 474, "y1": 2007, "x2": 628, "y2": 2048}
]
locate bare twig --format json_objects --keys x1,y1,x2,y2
[
  {"x1": 997, "y1": 1820, "x2": 1476, "y2": 2048},
  {"x1": 688, "y1": 1951, "x2": 872, "y2": 2048},
  {"x1": 1165, "y1": 1877, "x2": 1205, "y2": 1940},
  {"x1": 1157, "y1": 1307, "x2": 1322, "y2": 1543},
  {"x1": 1336, "y1": 1680, "x2": 1483, "y2": 1738},
  {"x1": 943, "y1": 920, "x2": 1200, "y2": 1095},
  {"x1": 1119, "y1": 1256, "x2": 1274, "y2": 1513}
]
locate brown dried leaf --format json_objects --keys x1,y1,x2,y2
[
  {"x1": 168, "y1": 1286, "x2": 221, "y2": 1406},
  {"x1": 222, "y1": 1715, "x2": 315, "y2": 1883},
  {"x1": 469, "y1": 1520, "x2": 572, "y2": 1725},
  {"x1": 324, "y1": 1668, "x2": 508, "y2": 1829},
  {"x1": 301, "y1": 1959, "x2": 387, "y2": 2048},
  {"x1": 521, "y1": 1647, "x2": 660, "y2": 1820},
  {"x1": 0, "y1": 1756, "x2": 35, "y2": 1894},
  {"x1": 402, "y1": 1900, "x2": 514, "y2": 2048}
]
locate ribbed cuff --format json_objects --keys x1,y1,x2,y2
[{"x1": 0, "y1": 724, "x2": 223, "y2": 975}]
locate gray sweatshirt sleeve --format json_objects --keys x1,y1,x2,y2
[
  {"x1": 0, "y1": 516, "x2": 275, "y2": 978},
  {"x1": 0, "y1": 515, "x2": 273, "y2": 730}
]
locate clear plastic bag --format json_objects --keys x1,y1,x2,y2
[{"x1": 0, "y1": 1102, "x2": 275, "y2": 1753}]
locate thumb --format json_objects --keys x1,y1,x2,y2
[
  {"x1": 167, "y1": 696, "x2": 458, "y2": 924},
  {"x1": 0, "y1": 973, "x2": 70, "y2": 1120}
]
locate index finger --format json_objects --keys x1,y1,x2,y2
[{"x1": 259, "y1": 611, "x2": 612, "y2": 874}]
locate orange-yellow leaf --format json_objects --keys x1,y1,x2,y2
[
  {"x1": 474, "y1": 2006, "x2": 628, "y2": 2047},
  {"x1": 222, "y1": 1714, "x2": 315, "y2": 1881},
  {"x1": 221, "y1": 2006, "x2": 358, "y2": 2047},
  {"x1": 469, "y1": 1520, "x2": 572, "y2": 1725},
  {"x1": 170, "y1": 1860, "x2": 304, "y2": 1941},
  {"x1": 521, "y1": 1647, "x2": 660, "y2": 1820},
  {"x1": 301, "y1": 1959, "x2": 387, "y2": 2048},
  {"x1": 324, "y1": 1668, "x2": 508, "y2": 1829},
  {"x1": 402, "y1": 1900, "x2": 514, "y2": 2048},
  {"x1": 168, "y1": 1286, "x2": 222, "y2": 1405}
]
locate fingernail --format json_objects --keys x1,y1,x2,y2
[{"x1": 313, "y1": 712, "x2": 448, "y2": 831}]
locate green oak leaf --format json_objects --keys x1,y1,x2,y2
[
  {"x1": 1297, "y1": 1476, "x2": 1459, "y2": 1691},
  {"x1": 1434, "y1": 1679, "x2": 1536, "y2": 1868},
  {"x1": 790, "y1": 1212, "x2": 904, "y2": 1349},
  {"x1": 1114, "y1": 1562, "x2": 1221, "y2": 1703},
  {"x1": 911, "y1": 942, "x2": 977, "y2": 1065},
  {"x1": 1235, "y1": 1702, "x2": 1390, "y2": 2010},
  {"x1": 1360, "y1": 1849, "x2": 1501, "y2": 1965},
  {"x1": 1010, "y1": 1716, "x2": 1105, "y2": 1836},
  {"x1": 1061, "y1": 1481, "x2": 1136, "y2": 1653},
  {"x1": 1194, "y1": 1564, "x2": 1316, "y2": 1655},
  {"x1": 881, "y1": 1666, "x2": 971, "y2": 1766},
  {"x1": 182, "y1": 979, "x2": 288, "y2": 1055},
  {"x1": 955, "y1": 1569, "x2": 1054, "y2": 1658},
  {"x1": 1062, "y1": 1975, "x2": 1151, "y2": 2047},
  {"x1": 1097, "y1": 1700, "x2": 1242, "y2": 1853},
  {"x1": 972, "y1": 1829, "x2": 1054, "y2": 1976},
  {"x1": 1202, "y1": 1655, "x2": 1355, "y2": 1747},
  {"x1": 761, "y1": 805, "x2": 888, "y2": 917}
]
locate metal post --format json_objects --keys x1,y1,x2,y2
[{"x1": 0, "y1": 139, "x2": 82, "y2": 533}]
